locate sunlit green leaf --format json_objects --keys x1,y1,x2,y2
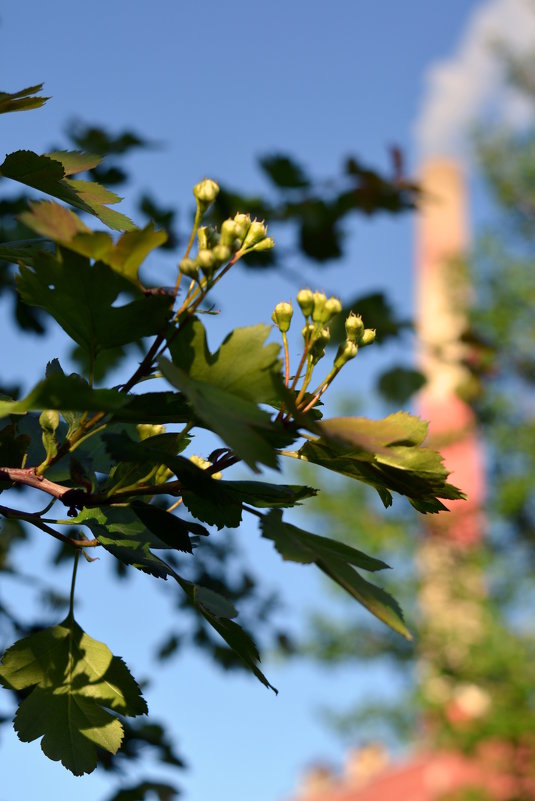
[
  {"x1": 300, "y1": 413, "x2": 464, "y2": 512},
  {"x1": 0, "y1": 150, "x2": 134, "y2": 230},
  {"x1": 0, "y1": 617, "x2": 147, "y2": 775}
]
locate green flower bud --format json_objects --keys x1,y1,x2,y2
[
  {"x1": 212, "y1": 244, "x2": 232, "y2": 265},
  {"x1": 310, "y1": 326, "x2": 331, "y2": 364},
  {"x1": 322, "y1": 296, "x2": 342, "y2": 324},
  {"x1": 242, "y1": 219, "x2": 268, "y2": 250},
  {"x1": 345, "y1": 311, "x2": 365, "y2": 342},
  {"x1": 302, "y1": 322, "x2": 315, "y2": 341},
  {"x1": 250, "y1": 236, "x2": 275, "y2": 252},
  {"x1": 272, "y1": 301, "x2": 293, "y2": 333},
  {"x1": 359, "y1": 328, "x2": 376, "y2": 347},
  {"x1": 334, "y1": 340, "x2": 358, "y2": 369},
  {"x1": 297, "y1": 289, "x2": 315, "y2": 317},
  {"x1": 193, "y1": 178, "x2": 220, "y2": 213},
  {"x1": 311, "y1": 291, "x2": 327, "y2": 323},
  {"x1": 179, "y1": 258, "x2": 199, "y2": 279},
  {"x1": 197, "y1": 226, "x2": 209, "y2": 251},
  {"x1": 220, "y1": 219, "x2": 242, "y2": 248},
  {"x1": 233, "y1": 213, "x2": 251, "y2": 241},
  {"x1": 197, "y1": 248, "x2": 216, "y2": 278}
]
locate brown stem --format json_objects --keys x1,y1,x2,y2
[{"x1": 0, "y1": 503, "x2": 98, "y2": 548}]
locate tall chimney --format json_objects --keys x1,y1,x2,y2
[
  {"x1": 416, "y1": 159, "x2": 484, "y2": 546},
  {"x1": 415, "y1": 159, "x2": 488, "y2": 723}
]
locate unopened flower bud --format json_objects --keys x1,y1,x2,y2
[
  {"x1": 322, "y1": 296, "x2": 342, "y2": 324},
  {"x1": 272, "y1": 301, "x2": 293, "y2": 333},
  {"x1": 197, "y1": 227, "x2": 209, "y2": 251},
  {"x1": 242, "y1": 219, "x2": 268, "y2": 250},
  {"x1": 197, "y1": 248, "x2": 216, "y2": 278},
  {"x1": 334, "y1": 340, "x2": 358, "y2": 369},
  {"x1": 345, "y1": 311, "x2": 365, "y2": 342},
  {"x1": 311, "y1": 291, "x2": 327, "y2": 323},
  {"x1": 212, "y1": 244, "x2": 232, "y2": 265},
  {"x1": 179, "y1": 258, "x2": 199, "y2": 279},
  {"x1": 220, "y1": 219, "x2": 242, "y2": 248},
  {"x1": 359, "y1": 328, "x2": 376, "y2": 347},
  {"x1": 193, "y1": 179, "x2": 220, "y2": 214},
  {"x1": 310, "y1": 327, "x2": 331, "y2": 364},
  {"x1": 233, "y1": 213, "x2": 251, "y2": 241},
  {"x1": 250, "y1": 236, "x2": 275, "y2": 252},
  {"x1": 302, "y1": 322, "x2": 315, "y2": 341},
  {"x1": 297, "y1": 289, "x2": 315, "y2": 317}
]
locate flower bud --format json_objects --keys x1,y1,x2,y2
[
  {"x1": 220, "y1": 219, "x2": 242, "y2": 248},
  {"x1": 272, "y1": 301, "x2": 293, "y2": 333},
  {"x1": 212, "y1": 244, "x2": 232, "y2": 265},
  {"x1": 197, "y1": 226, "x2": 209, "y2": 251},
  {"x1": 197, "y1": 248, "x2": 216, "y2": 278},
  {"x1": 310, "y1": 327, "x2": 331, "y2": 364},
  {"x1": 359, "y1": 328, "x2": 376, "y2": 347},
  {"x1": 233, "y1": 213, "x2": 251, "y2": 241},
  {"x1": 179, "y1": 258, "x2": 199, "y2": 279},
  {"x1": 311, "y1": 291, "x2": 327, "y2": 323},
  {"x1": 297, "y1": 289, "x2": 315, "y2": 317},
  {"x1": 242, "y1": 219, "x2": 268, "y2": 250},
  {"x1": 193, "y1": 179, "x2": 220, "y2": 214},
  {"x1": 345, "y1": 311, "x2": 365, "y2": 342},
  {"x1": 322, "y1": 296, "x2": 342, "y2": 324},
  {"x1": 334, "y1": 340, "x2": 358, "y2": 369},
  {"x1": 301, "y1": 322, "x2": 315, "y2": 341},
  {"x1": 250, "y1": 236, "x2": 275, "y2": 252}
]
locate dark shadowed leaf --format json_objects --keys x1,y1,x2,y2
[
  {"x1": 259, "y1": 154, "x2": 311, "y2": 188},
  {"x1": 0, "y1": 84, "x2": 49, "y2": 115},
  {"x1": 17, "y1": 250, "x2": 171, "y2": 355},
  {"x1": 261, "y1": 510, "x2": 411, "y2": 639}
]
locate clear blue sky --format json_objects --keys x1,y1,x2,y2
[{"x1": 0, "y1": 3, "x2": 492, "y2": 801}]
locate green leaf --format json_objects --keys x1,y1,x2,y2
[
  {"x1": 0, "y1": 373, "x2": 131, "y2": 420},
  {"x1": 0, "y1": 150, "x2": 134, "y2": 230},
  {"x1": 261, "y1": 510, "x2": 411, "y2": 639},
  {"x1": 300, "y1": 413, "x2": 465, "y2": 512},
  {"x1": 16, "y1": 249, "x2": 171, "y2": 356},
  {"x1": 377, "y1": 366, "x2": 426, "y2": 404},
  {"x1": 0, "y1": 617, "x2": 147, "y2": 775},
  {"x1": 20, "y1": 202, "x2": 167, "y2": 285},
  {"x1": 45, "y1": 150, "x2": 102, "y2": 175},
  {"x1": 259, "y1": 153, "x2": 310, "y2": 188},
  {"x1": 131, "y1": 501, "x2": 208, "y2": 553},
  {"x1": 102, "y1": 435, "x2": 243, "y2": 528},
  {"x1": 159, "y1": 358, "x2": 292, "y2": 472},
  {"x1": 0, "y1": 84, "x2": 49, "y2": 115},
  {"x1": 71, "y1": 507, "x2": 274, "y2": 690},
  {"x1": 223, "y1": 480, "x2": 318, "y2": 508},
  {"x1": 77, "y1": 507, "x2": 173, "y2": 579},
  {"x1": 169, "y1": 318, "x2": 284, "y2": 404},
  {"x1": 104, "y1": 781, "x2": 178, "y2": 801}
]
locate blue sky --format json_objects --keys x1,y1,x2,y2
[{"x1": 0, "y1": 2, "x2": 513, "y2": 800}]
